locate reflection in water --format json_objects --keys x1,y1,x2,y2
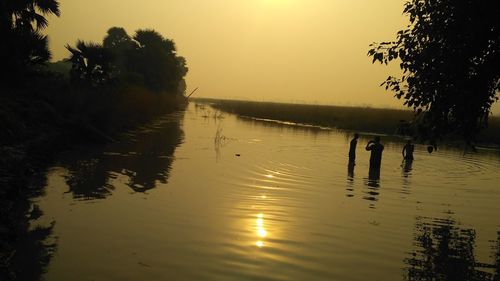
[
  {"x1": 214, "y1": 123, "x2": 226, "y2": 162},
  {"x1": 405, "y1": 216, "x2": 500, "y2": 281},
  {"x1": 10, "y1": 219, "x2": 56, "y2": 281},
  {"x1": 401, "y1": 159, "x2": 413, "y2": 195},
  {"x1": 495, "y1": 233, "x2": 500, "y2": 279},
  {"x1": 367, "y1": 165, "x2": 381, "y2": 186},
  {"x1": 402, "y1": 159, "x2": 413, "y2": 178},
  {"x1": 346, "y1": 160, "x2": 355, "y2": 197},
  {"x1": 62, "y1": 113, "x2": 184, "y2": 200},
  {"x1": 237, "y1": 116, "x2": 329, "y2": 138},
  {"x1": 2, "y1": 168, "x2": 57, "y2": 280},
  {"x1": 255, "y1": 213, "x2": 267, "y2": 248},
  {"x1": 363, "y1": 166, "x2": 381, "y2": 208},
  {"x1": 34, "y1": 104, "x2": 500, "y2": 281}
]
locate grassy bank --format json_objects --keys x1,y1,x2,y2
[
  {"x1": 0, "y1": 78, "x2": 187, "y2": 280},
  {"x1": 196, "y1": 98, "x2": 500, "y2": 145}
]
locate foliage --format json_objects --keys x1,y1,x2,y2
[
  {"x1": 66, "y1": 41, "x2": 114, "y2": 86},
  {"x1": 102, "y1": 27, "x2": 134, "y2": 76},
  {"x1": 201, "y1": 98, "x2": 500, "y2": 144},
  {"x1": 208, "y1": 98, "x2": 414, "y2": 135},
  {"x1": 0, "y1": 0, "x2": 60, "y2": 85},
  {"x1": 68, "y1": 27, "x2": 188, "y2": 94},
  {"x1": 368, "y1": 0, "x2": 500, "y2": 143}
]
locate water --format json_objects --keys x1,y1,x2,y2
[{"x1": 33, "y1": 103, "x2": 500, "y2": 281}]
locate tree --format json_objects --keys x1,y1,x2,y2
[
  {"x1": 66, "y1": 40, "x2": 114, "y2": 86},
  {"x1": 368, "y1": 0, "x2": 499, "y2": 144},
  {"x1": 67, "y1": 27, "x2": 188, "y2": 94},
  {"x1": 103, "y1": 27, "x2": 134, "y2": 76},
  {"x1": 0, "y1": 0, "x2": 61, "y2": 85},
  {"x1": 103, "y1": 27, "x2": 133, "y2": 50},
  {"x1": 175, "y1": 56, "x2": 189, "y2": 95},
  {"x1": 127, "y1": 29, "x2": 183, "y2": 93}
]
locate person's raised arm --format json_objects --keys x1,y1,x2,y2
[{"x1": 366, "y1": 141, "x2": 373, "y2": 151}]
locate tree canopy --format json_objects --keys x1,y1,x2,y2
[
  {"x1": 0, "y1": 0, "x2": 60, "y2": 85},
  {"x1": 67, "y1": 27, "x2": 188, "y2": 94},
  {"x1": 368, "y1": 0, "x2": 499, "y2": 144},
  {"x1": 66, "y1": 40, "x2": 113, "y2": 86}
]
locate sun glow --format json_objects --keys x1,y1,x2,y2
[
  {"x1": 256, "y1": 213, "x2": 268, "y2": 247},
  {"x1": 259, "y1": 0, "x2": 298, "y2": 8},
  {"x1": 260, "y1": 0, "x2": 292, "y2": 4}
]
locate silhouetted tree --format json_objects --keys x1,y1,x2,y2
[
  {"x1": 103, "y1": 27, "x2": 133, "y2": 50},
  {"x1": 103, "y1": 27, "x2": 134, "y2": 76},
  {"x1": 126, "y1": 29, "x2": 181, "y2": 92},
  {"x1": 0, "y1": 0, "x2": 60, "y2": 85},
  {"x1": 368, "y1": 0, "x2": 499, "y2": 144},
  {"x1": 66, "y1": 40, "x2": 114, "y2": 86},
  {"x1": 175, "y1": 56, "x2": 189, "y2": 95},
  {"x1": 68, "y1": 27, "x2": 188, "y2": 93}
]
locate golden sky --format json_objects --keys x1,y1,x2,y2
[{"x1": 46, "y1": 0, "x2": 499, "y2": 114}]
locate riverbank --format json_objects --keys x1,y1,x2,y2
[
  {"x1": 0, "y1": 80, "x2": 187, "y2": 280},
  {"x1": 194, "y1": 98, "x2": 500, "y2": 146}
]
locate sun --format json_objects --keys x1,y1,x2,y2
[{"x1": 259, "y1": 0, "x2": 297, "y2": 7}]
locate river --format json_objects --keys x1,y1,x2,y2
[{"x1": 33, "y1": 103, "x2": 500, "y2": 281}]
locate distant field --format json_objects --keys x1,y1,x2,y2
[{"x1": 193, "y1": 98, "x2": 500, "y2": 145}]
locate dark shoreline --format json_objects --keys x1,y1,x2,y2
[{"x1": 0, "y1": 86, "x2": 187, "y2": 280}]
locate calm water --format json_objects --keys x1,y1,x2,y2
[{"x1": 34, "y1": 103, "x2": 500, "y2": 281}]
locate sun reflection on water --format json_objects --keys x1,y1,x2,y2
[{"x1": 256, "y1": 213, "x2": 267, "y2": 247}]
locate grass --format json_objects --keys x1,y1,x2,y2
[
  {"x1": 200, "y1": 98, "x2": 414, "y2": 134},
  {"x1": 194, "y1": 98, "x2": 500, "y2": 145}
]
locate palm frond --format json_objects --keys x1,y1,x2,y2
[{"x1": 34, "y1": 0, "x2": 60, "y2": 16}]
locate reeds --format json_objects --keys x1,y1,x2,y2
[{"x1": 196, "y1": 98, "x2": 500, "y2": 145}]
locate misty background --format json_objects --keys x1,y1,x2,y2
[{"x1": 45, "y1": 0, "x2": 500, "y2": 114}]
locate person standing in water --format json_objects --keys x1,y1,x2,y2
[
  {"x1": 402, "y1": 140, "x2": 415, "y2": 161},
  {"x1": 348, "y1": 133, "x2": 359, "y2": 163},
  {"x1": 365, "y1": 136, "x2": 384, "y2": 168}
]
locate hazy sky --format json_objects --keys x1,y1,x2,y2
[{"x1": 46, "y1": 0, "x2": 499, "y2": 114}]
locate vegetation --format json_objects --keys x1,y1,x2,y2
[
  {"x1": 1, "y1": 1, "x2": 189, "y2": 279},
  {"x1": 67, "y1": 27, "x2": 188, "y2": 93},
  {"x1": 0, "y1": 0, "x2": 60, "y2": 86},
  {"x1": 368, "y1": 0, "x2": 499, "y2": 145},
  {"x1": 200, "y1": 98, "x2": 500, "y2": 145},
  {"x1": 205, "y1": 98, "x2": 413, "y2": 133}
]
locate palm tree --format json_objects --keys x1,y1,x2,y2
[
  {"x1": 102, "y1": 27, "x2": 135, "y2": 76},
  {"x1": 133, "y1": 29, "x2": 176, "y2": 52},
  {"x1": 1, "y1": 0, "x2": 60, "y2": 85},
  {"x1": 66, "y1": 40, "x2": 114, "y2": 86},
  {"x1": 5, "y1": 0, "x2": 60, "y2": 31}
]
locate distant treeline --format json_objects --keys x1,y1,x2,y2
[
  {"x1": 199, "y1": 98, "x2": 500, "y2": 145},
  {"x1": 64, "y1": 27, "x2": 188, "y2": 94}
]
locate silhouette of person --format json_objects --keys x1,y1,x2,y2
[
  {"x1": 402, "y1": 158, "x2": 413, "y2": 178},
  {"x1": 427, "y1": 145, "x2": 434, "y2": 153},
  {"x1": 346, "y1": 160, "x2": 355, "y2": 197},
  {"x1": 347, "y1": 160, "x2": 355, "y2": 179},
  {"x1": 402, "y1": 140, "x2": 415, "y2": 160},
  {"x1": 365, "y1": 136, "x2": 384, "y2": 168},
  {"x1": 367, "y1": 166, "x2": 380, "y2": 187},
  {"x1": 348, "y1": 133, "x2": 359, "y2": 162}
]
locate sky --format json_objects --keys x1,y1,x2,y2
[{"x1": 46, "y1": 0, "x2": 499, "y2": 114}]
